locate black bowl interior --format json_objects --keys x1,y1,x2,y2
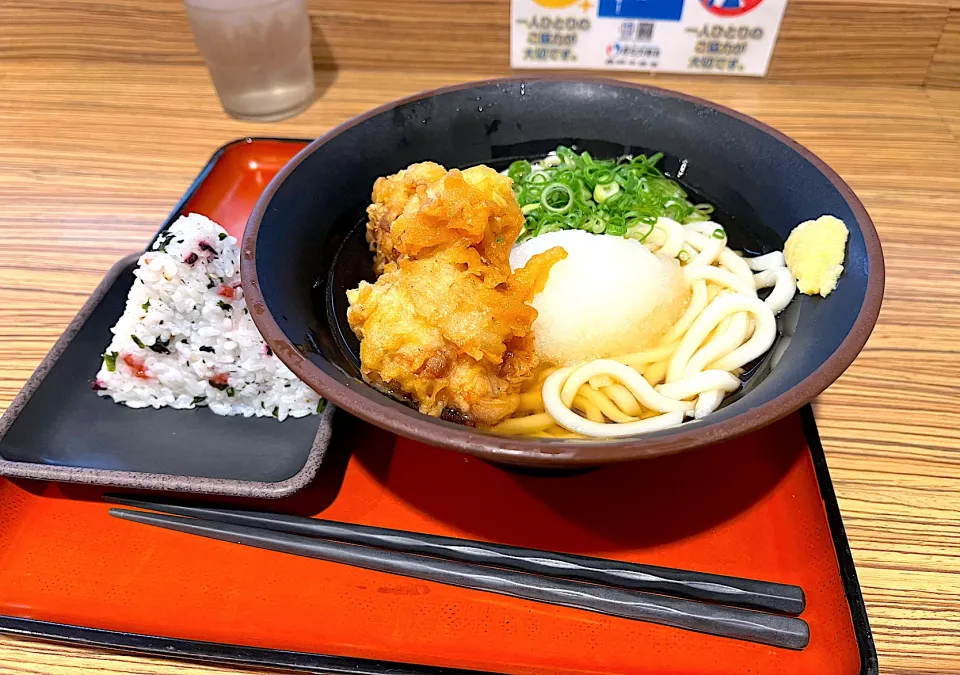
[{"x1": 252, "y1": 80, "x2": 872, "y2": 444}]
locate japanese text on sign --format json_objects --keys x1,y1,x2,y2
[{"x1": 511, "y1": 0, "x2": 788, "y2": 77}]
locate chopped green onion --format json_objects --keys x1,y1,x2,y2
[
  {"x1": 556, "y1": 146, "x2": 580, "y2": 169},
  {"x1": 677, "y1": 250, "x2": 691, "y2": 263},
  {"x1": 647, "y1": 152, "x2": 665, "y2": 166},
  {"x1": 539, "y1": 220, "x2": 565, "y2": 235},
  {"x1": 712, "y1": 227, "x2": 726, "y2": 240},
  {"x1": 130, "y1": 335, "x2": 145, "y2": 349},
  {"x1": 316, "y1": 399, "x2": 327, "y2": 414},
  {"x1": 626, "y1": 221, "x2": 656, "y2": 243},
  {"x1": 508, "y1": 147, "x2": 713, "y2": 241},
  {"x1": 141, "y1": 300, "x2": 150, "y2": 312},
  {"x1": 218, "y1": 232, "x2": 227, "y2": 240},
  {"x1": 226, "y1": 386, "x2": 235, "y2": 397},
  {"x1": 593, "y1": 182, "x2": 620, "y2": 203},
  {"x1": 583, "y1": 216, "x2": 606, "y2": 234},
  {"x1": 583, "y1": 165, "x2": 613, "y2": 186},
  {"x1": 605, "y1": 218, "x2": 627, "y2": 236},
  {"x1": 507, "y1": 160, "x2": 532, "y2": 183},
  {"x1": 102, "y1": 352, "x2": 118, "y2": 372},
  {"x1": 540, "y1": 183, "x2": 574, "y2": 214}
]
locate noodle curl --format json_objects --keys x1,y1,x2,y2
[{"x1": 490, "y1": 218, "x2": 800, "y2": 439}]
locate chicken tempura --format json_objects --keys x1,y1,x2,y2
[
  {"x1": 365, "y1": 161, "x2": 448, "y2": 275},
  {"x1": 348, "y1": 164, "x2": 564, "y2": 426}
]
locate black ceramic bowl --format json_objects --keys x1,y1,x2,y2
[{"x1": 242, "y1": 78, "x2": 884, "y2": 467}]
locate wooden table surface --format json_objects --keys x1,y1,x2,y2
[{"x1": 1, "y1": 62, "x2": 959, "y2": 675}]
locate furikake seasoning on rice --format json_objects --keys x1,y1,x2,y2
[{"x1": 94, "y1": 214, "x2": 322, "y2": 420}]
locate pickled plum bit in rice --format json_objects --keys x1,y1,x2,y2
[{"x1": 95, "y1": 214, "x2": 323, "y2": 420}]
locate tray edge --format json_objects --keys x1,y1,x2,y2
[
  {"x1": 0, "y1": 403, "x2": 878, "y2": 675},
  {"x1": 0, "y1": 616, "x2": 490, "y2": 675},
  {"x1": 800, "y1": 406, "x2": 879, "y2": 675}
]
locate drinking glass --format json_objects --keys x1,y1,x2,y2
[{"x1": 184, "y1": 0, "x2": 316, "y2": 121}]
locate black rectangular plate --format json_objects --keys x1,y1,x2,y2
[{"x1": 0, "y1": 139, "x2": 334, "y2": 498}]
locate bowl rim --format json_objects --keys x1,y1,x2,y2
[{"x1": 241, "y1": 76, "x2": 885, "y2": 466}]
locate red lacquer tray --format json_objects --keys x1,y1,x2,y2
[{"x1": 0, "y1": 139, "x2": 877, "y2": 675}]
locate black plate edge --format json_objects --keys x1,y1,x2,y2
[
  {"x1": 0, "y1": 137, "x2": 334, "y2": 499},
  {"x1": 0, "y1": 405, "x2": 876, "y2": 675},
  {"x1": 801, "y1": 406, "x2": 879, "y2": 675}
]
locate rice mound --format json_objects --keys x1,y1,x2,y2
[
  {"x1": 95, "y1": 213, "x2": 321, "y2": 420},
  {"x1": 509, "y1": 230, "x2": 689, "y2": 366}
]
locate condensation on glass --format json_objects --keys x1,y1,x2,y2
[{"x1": 185, "y1": 0, "x2": 315, "y2": 122}]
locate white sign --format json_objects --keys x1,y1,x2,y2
[{"x1": 511, "y1": 0, "x2": 788, "y2": 77}]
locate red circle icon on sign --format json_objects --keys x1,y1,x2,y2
[{"x1": 699, "y1": 0, "x2": 765, "y2": 16}]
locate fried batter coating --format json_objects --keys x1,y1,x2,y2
[
  {"x1": 350, "y1": 163, "x2": 565, "y2": 426},
  {"x1": 366, "y1": 162, "x2": 448, "y2": 275},
  {"x1": 365, "y1": 164, "x2": 523, "y2": 275},
  {"x1": 346, "y1": 245, "x2": 565, "y2": 426}
]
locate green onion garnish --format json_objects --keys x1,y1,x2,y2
[
  {"x1": 712, "y1": 227, "x2": 726, "y2": 240},
  {"x1": 130, "y1": 335, "x2": 145, "y2": 349},
  {"x1": 141, "y1": 300, "x2": 150, "y2": 312},
  {"x1": 102, "y1": 352, "x2": 118, "y2": 372},
  {"x1": 626, "y1": 221, "x2": 656, "y2": 244},
  {"x1": 593, "y1": 182, "x2": 620, "y2": 203},
  {"x1": 540, "y1": 183, "x2": 574, "y2": 214},
  {"x1": 508, "y1": 146, "x2": 712, "y2": 241}
]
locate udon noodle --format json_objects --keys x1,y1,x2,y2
[{"x1": 491, "y1": 218, "x2": 797, "y2": 439}]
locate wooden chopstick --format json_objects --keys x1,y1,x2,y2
[
  {"x1": 104, "y1": 494, "x2": 804, "y2": 616},
  {"x1": 108, "y1": 507, "x2": 809, "y2": 650}
]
